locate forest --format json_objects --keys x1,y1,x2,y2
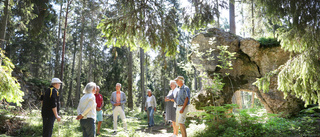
[{"x1": 0, "y1": 0, "x2": 320, "y2": 136}]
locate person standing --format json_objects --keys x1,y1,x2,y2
[
  {"x1": 175, "y1": 76, "x2": 190, "y2": 137},
  {"x1": 145, "y1": 89, "x2": 157, "y2": 127},
  {"x1": 165, "y1": 80, "x2": 179, "y2": 137},
  {"x1": 110, "y1": 83, "x2": 127, "y2": 135},
  {"x1": 76, "y1": 82, "x2": 97, "y2": 137},
  {"x1": 41, "y1": 78, "x2": 62, "y2": 137},
  {"x1": 95, "y1": 86, "x2": 104, "y2": 136}
]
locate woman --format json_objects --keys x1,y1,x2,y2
[
  {"x1": 165, "y1": 80, "x2": 179, "y2": 137},
  {"x1": 76, "y1": 82, "x2": 97, "y2": 137},
  {"x1": 145, "y1": 89, "x2": 157, "y2": 127}
]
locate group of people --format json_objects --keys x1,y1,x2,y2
[
  {"x1": 40, "y1": 76, "x2": 190, "y2": 137},
  {"x1": 143, "y1": 76, "x2": 190, "y2": 137},
  {"x1": 41, "y1": 78, "x2": 127, "y2": 137},
  {"x1": 165, "y1": 76, "x2": 190, "y2": 137}
]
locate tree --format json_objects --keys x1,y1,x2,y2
[
  {"x1": 229, "y1": 0, "x2": 236, "y2": 34},
  {"x1": 127, "y1": 47, "x2": 133, "y2": 110},
  {"x1": 0, "y1": 49, "x2": 24, "y2": 106},
  {"x1": 98, "y1": 0, "x2": 179, "y2": 55},
  {"x1": 254, "y1": 0, "x2": 320, "y2": 107},
  {"x1": 140, "y1": 47, "x2": 145, "y2": 112},
  {"x1": 0, "y1": 0, "x2": 10, "y2": 49}
]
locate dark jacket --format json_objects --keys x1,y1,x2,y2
[{"x1": 41, "y1": 86, "x2": 59, "y2": 118}]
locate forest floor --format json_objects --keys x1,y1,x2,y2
[{"x1": 0, "y1": 106, "x2": 204, "y2": 137}]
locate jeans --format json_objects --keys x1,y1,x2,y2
[
  {"x1": 80, "y1": 118, "x2": 95, "y2": 137},
  {"x1": 148, "y1": 107, "x2": 155, "y2": 126}
]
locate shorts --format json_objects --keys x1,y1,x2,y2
[
  {"x1": 96, "y1": 110, "x2": 103, "y2": 122},
  {"x1": 176, "y1": 105, "x2": 188, "y2": 126}
]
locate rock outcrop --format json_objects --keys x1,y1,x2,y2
[{"x1": 191, "y1": 28, "x2": 304, "y2": 116}]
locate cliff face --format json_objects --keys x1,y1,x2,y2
[{"x1": 191, "y1": 28, "x2": 304, "y2": 116}]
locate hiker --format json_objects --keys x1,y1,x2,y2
[
  {"x1": 76, "y1": 82, "x2": 97, "y2": 137},
  {"x1": 41, "y1": 78, "x2": 62, "y2": 137},
  {"x1": 110, "y1": 83, "x2": 127, "y2": 135},
  {"x1": 95, "y1": 86, "x2": 104, "y2": 136},
  {"x1": 145, "y1": 89, "x2": 157, "y2": 127},
  {"x1": 175, "y1": 76, "x2": 190, "y2": 137},
  {"x1": 165, "y1": 80, "x2": 179, "y2": 137}
]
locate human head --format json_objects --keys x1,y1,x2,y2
[
  {"x1": 169, "y1": 80, "x2": 177, "y2": 90},
  {"x1": 83, "y1": 82, "x2": 97, "y2": 94},
  {"x1": 96, "y1": 86, "x2": 100, "y2": 94},
  {"x1": 116, "y1": 83, "x2": 121, "y2": 91},
  {"x1": 174, "y1": 76, "x2": 184, "y2": 87},
  {"x1": 51, "y1": 78, "x2": 62, "y2": 90},
  {"x1": 147, "y1": 89, "x2": 152, "y2": 96}
]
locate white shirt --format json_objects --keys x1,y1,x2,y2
[
  {"x1": 172, "y1": 88, "x2": 179, "y2": 108},
  {"x1": 147, "y1": 96, "x2": 152, "y2": 108},
  {"x1": 77, "y1": 93, "x2": 96, "y2": 121}
]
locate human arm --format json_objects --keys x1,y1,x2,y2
[
  {"x1": 180, "y1": 88, "x2": 190, "y2": 113},
  {"x1": 180, "y1": 97, "x2": 189, "y2": 113},
  {"x1": 97, "y1": 95, "x2": 104, "y2": 111},
  {"x1": 52, "y1": 107, "x2": 61, "y2": 122},
  {"x1": 120, "y1": 92, "x2": 127, "y2": 104},
  {"x1": 110, "y1": 93, "x2": 116, "y2": 106},
  {"x1": 77, "y1": 97, "x2": 95, "y2": 119},
  {"x1": 153, "y1": 96, "x2": 157, "y2": 111}
]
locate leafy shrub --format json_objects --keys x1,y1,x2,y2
[
  {"x1": 194, "y1": 106, "x2": 320, "y2": 137},
  {"x1": 257, "y1": 37, "x2": 280, "y2": 48}
]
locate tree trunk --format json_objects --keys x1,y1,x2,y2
[
  {"x1": 0, "y1": 0, "x2": 9, "y2": 50},
  {"x1": 140, "y1": 47, "x2": 145, "y2": 112},
  {"x1": 75, "y1": 13, "x2": 84, "y2": 107},
  {"x1": 127, "y1": 47, "x2": 133, "y2": 110},
  {"x1": 251, "y1": 92, "x2": 255, "y2": 108},
  {"x1": 194, "y1": 66, "x2": 197, "y2": 90},
  {"x1": 67, "y1": 34, "x2": 77, "y2": 107},
  {"x1": 60, "y1": 0, "x2": 72, "y2": 107},
  {"x1": 251, "y1": 0, "x2": 254, "y2": 36},
  {"x1": 216, "y1": 0, "x2": 220, "y2": 28},
  {"x1": 54, "y1": 2, "x2": 63, "y2": 78},
  {"x1": 229, "y1": 0, "x2": 236, "y2": 34}
]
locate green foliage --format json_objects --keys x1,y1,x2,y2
[
  {"x1": 0, "y1": 49, "x2": 24, "y2": 106},
  {"x1": 253, "y1": 0, "x2": 320, "y2": 108},
  {"x1": 194, "y1": 107, "x2": 320, "y2": 137},
  {"x1": 97, "y1": 0, "x2": 179, "y2": 56},
  {"x1": 182, "y1": 0, "x2": 228, "y2": 31},
  {"x1": 257, "y1": 37, "x2": 280, "y2": 48}
]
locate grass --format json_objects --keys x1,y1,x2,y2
[{"x1": 2, "y1": 106, "x2": 320, "y2": 137}]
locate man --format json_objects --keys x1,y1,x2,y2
[
  {"x1": 110, "y1": 83, "x2": 127, "y2": 135},
  {"x1": 41, "y1": 78, "x2": 62, "y2": 137},
  {"x1": 174, "y1": 76, "x2": 190, "y2": 137},
  {"x1": 95, "y1": 86, "x2": 104, "y2": 136}
]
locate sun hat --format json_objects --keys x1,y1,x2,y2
[{"x1": 51, "y1": 78, "x2": 63, "y2": 84}]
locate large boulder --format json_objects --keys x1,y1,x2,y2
[{"x1": 191, "y1": 28, "x2": 304, "y2": 116}]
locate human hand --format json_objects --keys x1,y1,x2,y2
[
  {"x1": 56, "y1": 115, "x2": 61, "y2": 122},
  {"x1": 180, "y1": 108, "x2": 184, "y2": 114},
  {"x1": 97, "y1": 107, "x2": 101, "y2": 111},
  {"x1": 76, "y1": 114, "x2": 83, "y2": 120}
]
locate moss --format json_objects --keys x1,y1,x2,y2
[{"x1": 257, "y1": 37, "x2": 280, "y2": 48}]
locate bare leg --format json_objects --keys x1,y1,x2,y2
[
  {"x1": 180, "y1": 123, "x2": 187, "y2": 137},
  {"x1": 97, "y1": 121, "x2": 102, "y2": 134},
  {"x1": 172, "y1": 121, "x2": 178, "y2": 135}
]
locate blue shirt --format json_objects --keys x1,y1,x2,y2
[{"x1": 176, "y1": 84, "x2": 190, "y2": 105}]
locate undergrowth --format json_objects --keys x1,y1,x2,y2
[{"x1": 193, "y1": 104, "x2": 320, "y2": 137}]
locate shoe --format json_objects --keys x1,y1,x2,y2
[
  {"x1": 96, "y1": 133, "x2": 101, "y2": 136},
  {"x1": 112, "y1": 131, "x2": 117, "y2": 135}
]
